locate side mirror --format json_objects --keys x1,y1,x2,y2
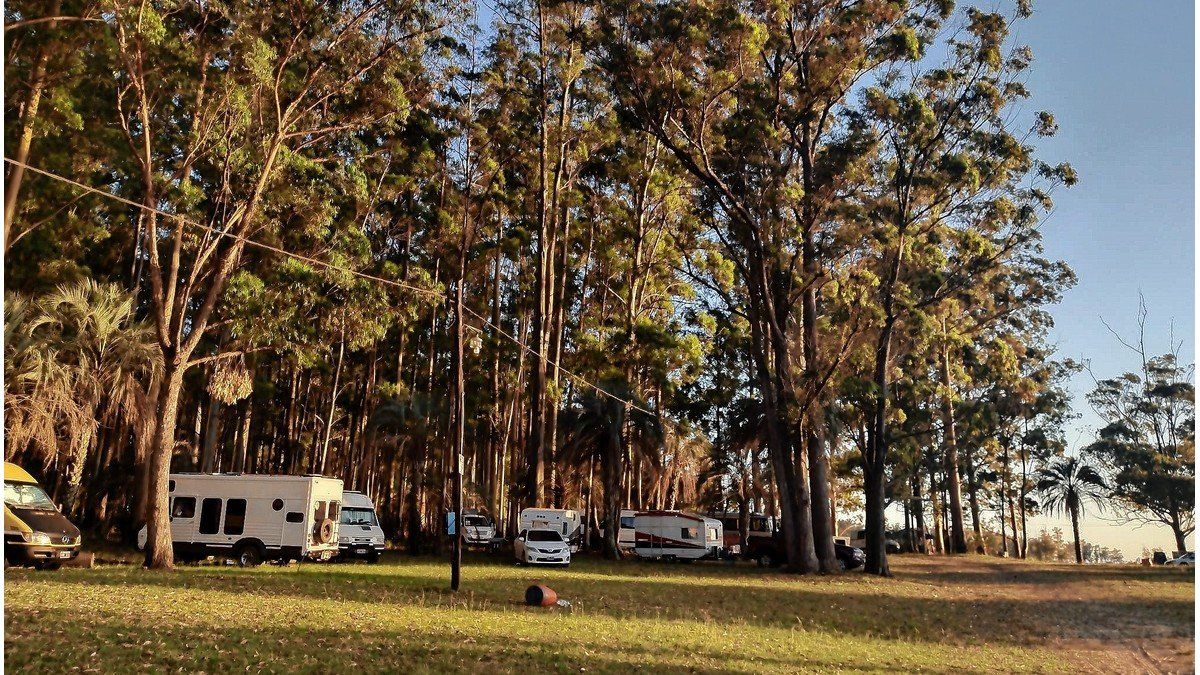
[{"x1": 55, "y1": 503, "x2": 62, "y2": 512}]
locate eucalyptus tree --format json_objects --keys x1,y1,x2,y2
[
  {"x1": 1084, "y1": 315, "x2": 1195, "y2": 554},
  {"x1": 3, "y1": 0, "x2": 109, "y2": 252},
  {"x1": 851, "y1": 6, "x2": 1074, "y2": 574},
  {"x1": 601, "y1": 0, "x2": 951, "y2": 574},
  {"x1": 106, "y1": 0, "x2": 446, "y2": 568}
]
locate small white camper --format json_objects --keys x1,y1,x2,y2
[
  {"x1": 518, "y1": 508, "x2": 582, "y2": 551},
  {"x1": 632, "y1": 510, "x2": 723, "y2": 561},
  {"x1": 137, "y1": 473, "x2": 343, "y2": 566}
]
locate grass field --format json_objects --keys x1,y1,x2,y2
[{"x1": 4, "y1": 552, "x2": 1193, "y2": 673}]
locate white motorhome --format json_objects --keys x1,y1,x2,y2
[
  {"x1": 137, "y1": 473, "x2": 343, "y2": 566},
  {"x1": 632, "y1": 510, "x2": 723, "y2": 561},
  {"x1": 338, "y1": 490, "x2": 385, "y2": 562},
  {"x1": 618, "y1": 509, "x2": 636, "y2": 550},
  {"x1": 518, "y1": 508, "x2": 582, "y2": 552}
]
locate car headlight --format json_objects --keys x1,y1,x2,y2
[{"x1": 28, "y1": 532, "x2": 52, "y2": 545}]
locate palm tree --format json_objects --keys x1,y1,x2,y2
[
  {"x1": 1036, "y1": 456, "x2": 1107, "y2": 564},
  {"x1": 559, "y1": 380, "x2": 662, "y2": 559},
  {"x1": 4, "y1": 293, "x2": 81, "y2": 460},
  {"x1": 7, "y1": 281, "x2": 160, "y2": 515}
]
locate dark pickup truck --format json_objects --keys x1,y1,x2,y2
[{"x1": 745, "y1": 533, "x2": 865, "y2": 570}]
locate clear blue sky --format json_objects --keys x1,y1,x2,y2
[{"x1": 1013, "y1": 0, "x2": 1194, "y2": 558}]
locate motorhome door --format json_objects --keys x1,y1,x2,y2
[{"x1": 169, "y1": 493, "x2": 198, "y2": 543}]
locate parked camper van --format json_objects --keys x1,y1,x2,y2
[
  {"x1": 3, "y1": 462, "x2": 82, "y2": 569},
  {"x1": 632, "y1": 511, "x2": 723, "y2": 561},
  {"x1": 617, "y1": 509, "x2": 636, "y2": 550},
  {"x1": 519, "y1": 508, "x2": 582, "y2": 552},
  {"x1": 137, "y1": 473, "x2": 343, "y2": 566},
  {"x1": 338, "y1": 490, "x2": 385, "y2": 562}
]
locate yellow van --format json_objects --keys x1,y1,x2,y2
[{"x1": 4, "y1": 462, "x2": 81, "y2": 569}]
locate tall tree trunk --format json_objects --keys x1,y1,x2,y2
[
  {"x1": 603, "y1": 425, "x2": 622, "y2": 560},
  {"x1": 4, "y1": 1, "x2": 61, "y2": 249},
  {"x1": 1069, "y1": 502, "x2": 1082, "y2": 564},
  {"x1": 963, "y1": 444, "x2": 986, "y2": 554},
  {"x1": 199, "y1": 391, "x2": 221, "y2": 474},
  {"x1": 144, "y1": 364, "x2": 185, "y2": 569},
  {"x1": 941, "y1": 343, "x2": 967, "y2": 553},
  {"x1": 318, "y1": 334, "x2": 346, "y2": 475}
]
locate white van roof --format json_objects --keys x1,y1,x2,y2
[{"x1": 341, "y1": 491, "x2": 375, "y2": 509}]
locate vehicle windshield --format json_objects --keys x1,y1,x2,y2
[
  {"x1": 464, "y1": 516, "x2": 490, "y2": 527},
  {"x1": 339, "y1": 507, "x2": 377, "y2": 526},
  {"x1": 4, "y1": 481, "x2": 55, "y2": 510},
  {"x1": 527, "y1": 530, "x2": 563, "y2": 542}
]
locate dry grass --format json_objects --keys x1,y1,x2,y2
[{"x1": 4, "y1": 553, "x2": 1192, "y2": 673}]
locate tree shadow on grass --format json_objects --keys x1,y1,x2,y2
[
  {"x1": 3, "y1": 605, "x2": 1037, "y2": 674},
  {"x1": 11, "y1": 559, "x2": 1192, "y2": 648},
  {"x1": 890, "y1": 561, "x2": 1196, "y2": 587}
]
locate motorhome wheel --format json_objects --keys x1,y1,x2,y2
[
  {"x1": 235, "y1": 542, "x2": 264, "y2": 567},
  {"x1": 757, "y1": 553, "x2": 774, "y2": 568}
]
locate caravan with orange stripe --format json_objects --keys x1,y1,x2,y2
[{"x1": 631, "y1": 510, "x2": 724, "y2": 561}]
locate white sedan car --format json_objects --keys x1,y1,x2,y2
[{"x1": 514, "y1": 528, "x2": 571, "y2": 566}]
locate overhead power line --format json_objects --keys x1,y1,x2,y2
[{"x1": 5, "y1": 157, "x2": 661, "y2": 418}]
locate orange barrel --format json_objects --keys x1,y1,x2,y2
[{"x1": 524, "y1": 584, "x2": 558, "y2": 607}]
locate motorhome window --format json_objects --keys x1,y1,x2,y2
[
  {"x1": 285, "y1": 512, "x2": 303, "y2": 523},
  {"x1": 199, "y1": 498, "x2": 222, "y2": 534},
  {"x1": 681, "y1": 527, "x2": 699, "y2": 539},
  {"x1": 272, "y1": 499, "x2": 284, "y2": 511},
  {"x1": 340, "y1": 508, "x2": 377, "y2": 526},
  {"x1": 224, "y1": 499, "x2": 247, "y2": 535},
  {"x1": 750, "y1": 517, "x2": 769, "y2": 532},
  {"x1": 3, "y1": 482, "x2": 55, "y2": 509},
  {"x1": 328, "y1": 501, "x2": 340, "y2": 522},
  {"x1": 708, "y1": 527, "x2": 719, "y2": 540},
  {"x1": 527, "y1": 530, "x2": 562, "y2": 542},
  {"x1": 171, "y1": 497, "x2": 196, "y2": 519},
  {"x1": 619, "y1": 516, "x2": 635, "y2": 529}
]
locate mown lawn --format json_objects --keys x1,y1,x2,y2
[{"x1": 4, "y1": 553, "x2": 1193, "y2": 673}]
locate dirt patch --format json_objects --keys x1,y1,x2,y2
[{"x1": 893, "y1": 556, "x2": 1194, "y2": 672}]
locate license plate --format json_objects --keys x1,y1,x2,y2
[
  {"x1": 355, "y1": 548, "x2": 367, "y2": 554},
  {"x1": 58, "y1": 551, "x2": 71, "y2": 559}
]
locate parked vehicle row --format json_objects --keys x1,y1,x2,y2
[{"x1": 5, "y1": 464, "x2": 874, "y2": 571}]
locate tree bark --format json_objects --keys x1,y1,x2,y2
[
  {"x1": 144, "y1": 364, "x2": 184, "y2": 569},
  {"x1": 1069, "y1": 502, "x2": 1082, "y2": 564}
]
